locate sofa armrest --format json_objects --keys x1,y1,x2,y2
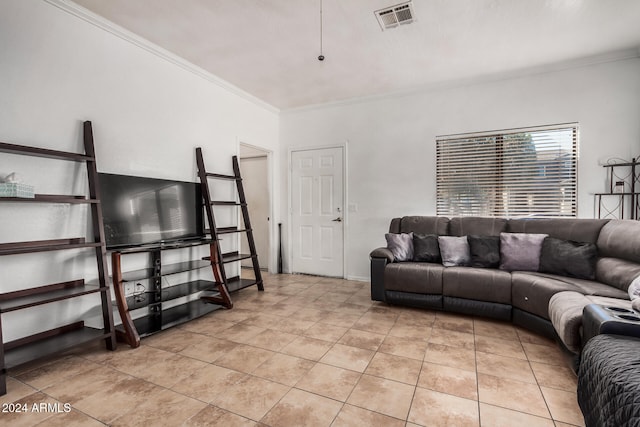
[
  {"x1": 370, "y1": 255, "x2": 389, "y2": 302},
  {"x1": 370, "y1": 247, "x2": 394, "y2": 263}
]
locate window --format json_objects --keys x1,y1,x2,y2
[{"x1": 436, "y1": 123, "x2": 578, "y2": 218}]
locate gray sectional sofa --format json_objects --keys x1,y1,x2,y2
[{"x1": 370, "y1": 216, "x2": 640, "y2": 355}]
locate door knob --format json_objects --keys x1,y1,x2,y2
[{"x1": 332, "y1": 217, "x2": 342, "y2": 222}]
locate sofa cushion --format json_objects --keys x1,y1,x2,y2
[
  {"x1": 597, "y1": 219, "x2": 640, "y2": 263},
  {"x1": 517, "y1": 271, "x2": 628, "y2": 299},
  {"x1": 449, "y1": 217, "x2": 508, "y2": 237},
  {"x1": 539, "y1": 237, "x2": 598, "y2": 280},
  {"x1": 549, "y1": 291, "x2": 633, "y2": 353},
  {"x1": 413, "y1": 233, "x2": 441, "y2": 263},
  {"x1": 384, "y1": 262, "x2": 444, "y2": 294},
  {"x1": 595, "y1": 257, "x2": 640, "y2": 292},
  {"x1": 438, "y1": 236, "x2": 471, "y2": 267},
  {"x1": 400, "y1": 216, "x2": 449, "y2": 235},
  {"x1": 468, "y1": 235, "x2": 501, "y2": 268},
  {"x1": 442, "y1": 267, "x2": 512, "y2": 304},
  {"x1": 499, "y1": 232, "x2": 547, "y2": 271},
  {"x1": 507, "y1": 218, "x2": 609, "y2": 243},
  {"x1": 385, "y1": 232, "x2": 413, "y2": 261},
  {"x1": 511, "y1": 272, "x2": 581, "y2": 319}
]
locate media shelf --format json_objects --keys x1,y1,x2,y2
[
  {"x1": 0, "y1": 122, "x2": 117, "y2": 396},
  {"x1": 595, "y1": 158, "x2": 639, "y2": 220},
  {"x1": 111, "y1": 239, "x2": 232, "y2": 348}
]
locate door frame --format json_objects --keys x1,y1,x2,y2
[
  {"x1": 238, "y1": 141, "x2": 274, "y2": 273},
  {"x1": 288, "y1": 143, "x2": 348, "y2": 278}
]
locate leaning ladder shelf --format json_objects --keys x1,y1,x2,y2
[
  {"x1": 0, "y1": 122, "x2": 117, "y2": 396},
  {"x1": 195, "y1": 148, "x2": 264, "y2": 297}
]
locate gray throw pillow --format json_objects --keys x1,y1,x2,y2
[
  {"x1": 539, "y1": 237, "x2": 597, "y2": 280},
  {"x1": 413, "y1": 233, "x2": 441, "y2": 263},
  {"x1": 468, "y1": 235, "x2": 500, "y2": 268},
  {"x1": 499, "y1": 232, "x2": 548, "y2": 271},
  {"x1": 385, "y1": 232, "x2": 414, "y2": 262},
  {"x1": 438, "y1": 236, "x2": 471, "y2": 267}
]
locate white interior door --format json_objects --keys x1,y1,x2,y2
[
  {"x1": 291, "y1": 147, "x2": 344, "y2": 277},
  {"x1": 239, "y1": 155, "x2": 269, "y2": 270}
]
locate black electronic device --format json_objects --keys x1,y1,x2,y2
[{"x1": 98, "y1": 173, "x2": 203, "y2": 249}]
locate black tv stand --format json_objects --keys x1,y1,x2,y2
[{"x1": 111, "y1": 239, "x2": 233, "y2": 347}]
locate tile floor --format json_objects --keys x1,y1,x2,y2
[{"x1": 1, "y1": 273, "x2": 585, "y2": 426}]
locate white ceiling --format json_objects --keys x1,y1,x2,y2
[{"x1": 71, "y1": 0, "x2": 640, "y2": 110}]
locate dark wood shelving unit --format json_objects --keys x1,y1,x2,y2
[
  {"x1": 0, "y1": 122, "x2": 117, "y2": 396},
  {"x1": 111, "y1": 239, "x2": 232, "y2": 348},
  {"x1": 196, "y1": 148, "x2": 264, "y2": 296},
  {"x1": 595, "y1": 158, "x2": 639, "y2": 220}
]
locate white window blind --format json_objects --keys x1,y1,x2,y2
[{"x1": 436, "y1": 124, "x2": 578, "y2": 218}]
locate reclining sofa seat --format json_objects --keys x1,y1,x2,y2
[{"x1": 370, "y1": 216, "x2": 639, "y2": 348}]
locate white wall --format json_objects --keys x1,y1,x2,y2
[
  {"x1": 0, "y1": 0, "x2": 280, "y2": 341},
  {"x1": 281, "y1": 57, "x2": 640, "y2": 281}
]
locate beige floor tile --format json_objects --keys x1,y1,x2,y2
[
  {"x1": 254, "y1": 353, "x2": 314, "y2": 386},
  {"x1": 178, "y1": 336, "x2": 239, "y2": 363},
  {"x1": 477, "y1": 373, "x2": 550, "y2": 418},
  {"x1": 479, "y1": 403, "x2": 555, "y2": 427},
  {"x1": 331, "y1": 404, "x2": 405, "y2": 427},
  {"x1": 0, "y1": 378, "x2": 37, "y2": 404},
  {"x1": 475, "y1": 335, "x2": 527, "y2": 360},
  {"x1": 365, "y1": 352, "x2": 422, "y2": 385},
  {"x1": 242, "y1": 313, "x2": 286, "y2": 329},
  {"x1": 320, "y1": 343, "x2": 374, "y2": 372},
  {"x1": 184, "y1": 405, "x2": 257, "y2": 427},
  {"x1": 418, "y1": 362, "x2": 478, "y2": 400},
  {"x1": 433, "y1": 314, "x2": 475, "y2": 334},
  {"x1": 516, "y1": 328, "x2": 556, "y2": 346},
  {"x1": 171, "y1": 363, "x2": 245, "y2": 402},
  {"x1": 295, "y1": 362, "x2": 361, "y2": 401},
  {"x1": 540, "y1": 387, "x2": 585, "y2": 426},
  {"x1": 244, "y1": 329, "x2": 298, "y2": 351},
  {"x1": 210, "y1": 308, "x2": 255, "y2": 323},
  {"x1": 531, "y1": 362, "x2": 578, "y2": 392},
  {"x1": 216, "y1": 323, "x2": 266, "y2": 344},
  {"x1": 261, "y1": 388, "x2": 342, "y2": 427},
  {"x1": 213, "y1": 344, "x2": 275, "y2": 373},
  {"x1": 131, "y1": 353, "x2": 209, "y2": 388},
  {"x1": 72, "y1": 376, "x2": 160, "y2": 423},
  {"x1": 473, "y1": 318, "x2": 519, "y2": 341},
  {"x1": 280, "y1": 336, "x2": 333, "y2": 361},
  {"x1": 424, "y1": 343, "x2": 476, "y2": 372},
  {"x1": 211, "y1": 375, "x2": 289, "y2": 421},
  {"x1": 337, "y1": 329, "x2": 386, "y2": 351},
  {"x1": 271, "y1": 318, "x2": 316, "y2": 335},
  {"x1": 476, "y1": 351, "x2": 536, "y2": 384},
  {"x1": 388, "y1": 323, "x2": 432, "y2": 341},
  {"x1": 34, "y1": 409, "x2": 106, "y2": 427},
  {"x1": 334, "y1": 302, "x2": 370, "y2": 316},
  {"x1": 408, "y1": 387, "x2": 479, "y2": 427},
  {"x1": 43, "y1": 367, "x2": 130, "y2": 404},
  {"x1": 111, "y1": 388, "x2": 207, "y2": 427},
  {"x1": 303, "y1": 322, "x2": 349, "y2": 342},
  {"x1": 318, "y1": 311, "x2": 362, "y2": 328},
  {"x1": 142, "y1": 329, "x2": 206, "y2": 353},
  {"x1": 522, "y1": 342, "x2": 566, "y2": 366},
  {"x1": 347, "y1": 374, "x2": 415, "y2": 419},
  {"x1": 102, "y1": 345, "x2": 175, "y2": 375},
  {"x1": 268, "y1": 302, "x2": 302, "y2": 317},
  {"x1": 1, "y1": 392, "x2": 62, "y2": 427},
  {"x1": 178, "y1": 317, "x2": 235, "y2": 335},
  {"x1": 14, "y1": 355, "x2": 100, "y2": 390},
  {"x1": 378, "y1": 335, "x2": 428, "y2": 361},
  {"x1": 430, "y1": 328, "x2": 475, "y2": 349},
  {"x1": 289, "y1": 307, "x2": 331, "y2": 322}
]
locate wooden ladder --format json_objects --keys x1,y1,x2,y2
[{"x1": 196, "y1": 148, "x2": 264, "y2": 303}]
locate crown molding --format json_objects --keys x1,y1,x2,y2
[
  {"x1": 44, "y1": 0, "x2": 280, "y2": 114},
  {"x1": 283, "y1": 47, "x2": 640, "y2": 115}
]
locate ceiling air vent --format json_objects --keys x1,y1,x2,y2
[{"x1": 375, "y1": 1, "x2": 415, "y2": 31}]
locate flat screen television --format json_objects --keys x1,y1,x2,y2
[{"x1": 98, "y1": 173, "x2": 204, "y2": 249}]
